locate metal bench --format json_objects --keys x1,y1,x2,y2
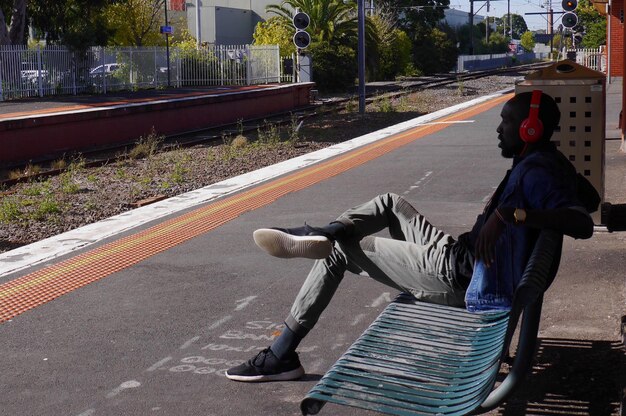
[{"x1": 301, "y1": 230, "x2": 563, "y2": 416}]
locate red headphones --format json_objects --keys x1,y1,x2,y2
[{"x1": 519, "y1": 90, "x2": 544, "y2": 143}]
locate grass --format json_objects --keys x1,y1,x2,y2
[
  {"x1": 0, "y1": 198, "x2": 22, "y2": 223},
  {"x1": 128, "y1": 128, "x2": 163, "y2": 160},
  {"x1": 30, "y1": 196, "x2": 61, "y2": 221}
]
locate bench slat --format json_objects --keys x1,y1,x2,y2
[{"x1": 302, "y1": 300, "x2": 508, "y2": 415}]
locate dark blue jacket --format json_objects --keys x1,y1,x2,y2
[{"x1": 464, "y1": 144, "x2": 588, "y2": 312}]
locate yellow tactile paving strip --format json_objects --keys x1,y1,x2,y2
[{"x1": 0, "y1": 93, "x2": 512, "y2": 323}]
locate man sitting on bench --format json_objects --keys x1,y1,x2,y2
[{"x1": 225, "y1": 91, "x2": 595, "y2": 383}]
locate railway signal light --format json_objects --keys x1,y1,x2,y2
[
  {"x1": 562, "y1": 0, "x2": 578, "y2": 28},
  {"x1": 293, "y1": 31, "x2": 311, "y2": 49},
  {"x1": 292, "y1": 12, "x2": 311, "y2": 49},
  {"x1": 562, "y1": 0, "x2": 577, "y2": 10}
]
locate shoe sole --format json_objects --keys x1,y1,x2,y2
[
  {"x1": 253, "y1": 229, "x2": 333, "y2": 259},
  {"x1": 224, "y1": 365, "x2": 305, "y2": 382}
]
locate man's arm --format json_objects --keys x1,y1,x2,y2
[
  {"x1": 497, "y1": 206, "x2": 594, "y2": 239},
  {"x1": 475, "y1": 206, "x2": 593, "y2": 267}
]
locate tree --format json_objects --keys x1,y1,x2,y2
[
  {"x1": 105, "y1": 0, "x2": 165, "y2": 47},
  {"x1": 494, "y1": 14, "x2": 528, "y2": 39},
  {"x1": 0, "y1": 0, "x2": 27, "y2": 45},
  {"x1": 574, "y1": 0, "x2": 606, "y2": 48},
  {"x1": 262, "y1": 0, "x2": 379, "y2": 90},
  {"x1": 412, "y1": 27, "x2": 457, "y2": 74},
  {"x1": 369, "y1": 14, "x2": 412, "y2": 80},
  {"x1": 253, "y1": 16, "x2": 296, "y2": 55},
  {"x1": 265, "y1": 0, "x2": 376, "y2": 48},
  {"x1": 375, "y1": 0, "x2": 449, "y2": 36},
  {"x1": 28, "y1": 0, "x2": 114, "y2": 52},
  {"x1": 520, "y1": 31, "x2": 535, "y2": 52}
]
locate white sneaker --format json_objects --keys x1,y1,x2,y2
[{"x1": 253, "y1": 226, "x2": 333, "y2": 259}]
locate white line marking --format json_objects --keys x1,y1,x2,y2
[
  {"x1": 351, "y1": 313, "x2": 368, "y2": 326},
  {"x1": 179, "y1": 336, "x2": 200, "y2": 350},
  {"x1": 331, "y1": 334, "x2": 347, "y2": 350},
  {"x1": 106, "y1": 380, "x2": 141, "y2": 399},
  {"x1": 146, "y1": 357, "x2": 173, "y2": 372},
  {"x1": 0, "y1": 89, "x2": 512, "y2": 278},
  {"x1": 234, "y1": 296, "x2": 257, "y2": 311},
  {"x1": 206, "y1": 315, "x2": 232, "y2": 331},
  {"x1": 307, "y1": 358, "x2": 326, "y2": 374},
  {"x1": 368, "y1": 292, "x2": 392, "y2": 308},
  {"x1": 416, "y1": 120, "x2": 475, "y2": 125},
  {"x1": 76, "y1": 410, "x2": 96, "y2": 416}
]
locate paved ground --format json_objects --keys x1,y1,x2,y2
[{"x1": 0, "y1": 83, "x2": 624, "y2": 416}]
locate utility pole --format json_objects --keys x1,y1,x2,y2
[
  {"x1": 469, "y1": 0, "x2": 474, "y2": 55},
  {"x1": 549, "y1": 2, "x2": 554, "y2": 57},
  {"x1": 358, "y1": 0, "x2": 366, "y2": 114},
  {"x1": 164, "y1": 0, "x2": 171, "y2": 87},
  {"x1": 196, "y1": 0, "x2": 202, "y2": 48}
]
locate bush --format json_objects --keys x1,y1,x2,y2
[
  {"x1": 377, "y1": 29, "x2": 413, "y2": 80},
  {"x1": 309, "y1": 42, "x2": 357, "y2": 92},
  {"x1": 412, "y1": 28, "x2": 458, "y2": 75}
]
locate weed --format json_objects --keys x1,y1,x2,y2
[
  {"x1": 8, "y1": 169, "x2": 22, "y2": 180},
  {"x1": 115, "y1": 168, "x2": 128, "y2": 180},
  {"x1": 206, "y1": 149, "x2": 216, "y2": 164},
  {"x1": 23, "y1": 182, "x2": 45, "y2": 196},
  {"x1": 60, "y1": 172, "x2": 80, "y2": 194},
  {"x1": 376, "y1": 96, "x2": 396, "y2": 113},
  {"x1": 24, "y1": 164, "x2": 42, "y2": 176},
  {"x1": 457, "y1": 77, "x2": 465, "y2": 96},
  {"x1": 345, "y1": 97, "x2": 357, "y2": 113},
  {"x1": 231, "y1": 135, "x2": 248, "y2": 149},
  {"x1": 31, "y1": 196, "x2": 61, "y2": 221},
  {"x1": 84, "y1": 200, "x2": 97, "y2": 211},
  {"x1": 288, "y1": 114, "x2": 302, "y2": 144},
  {"x1": 51, "y1": 158, "x2": 67, "y2": 170},
  {"x1": 128, "y1": 128, "x2": 163, "y2": 160},
  {"x1": 0, "y1": 198, "x2": 22, "y2": 223},
  {"x1": 160, "y1": 181, "x2": 171, "y2": 190},
  {"x1": 170, "y1": 161, "x2": 188, "y2": 184},
  {"x1": 257, "y1": 121, "x2": 281, "y2": 147},
  {"x1": 397, "y1": 94, "x2": 411, "y2": 112}
]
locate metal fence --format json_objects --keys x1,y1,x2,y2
[
  {"x1": 456, "y1": 52, "x2": 550, "y2": 72},
  {"x1": 0, "y1": 44, "x2": 286, "y2": 101},
  {"x1": 562, "y1": 47, "x2": 606, "y2": 73}
]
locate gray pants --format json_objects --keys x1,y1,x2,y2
[{"x1": 285, "y1": 193, "x2": 473, "y2": 337}]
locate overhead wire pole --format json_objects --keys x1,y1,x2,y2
[
  {"x1": 163, "y1": 0, "x2": 171, "y2": 87},
  {"x1": 358, "y1": 0, "x2": 366, "y2": 114}
]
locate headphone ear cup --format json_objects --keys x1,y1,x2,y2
[{"x1": 519, "y1": 118, "x2": 544, "y2": 143}]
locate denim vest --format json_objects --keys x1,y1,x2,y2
[{"x1": 465, "y1": 146, "x2": 583, "y2": 312}]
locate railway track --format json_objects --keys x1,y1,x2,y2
[{"x1": 1, "y1": 62, "x2": 548, "y2": 187}]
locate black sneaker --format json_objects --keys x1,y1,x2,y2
[
  {"x1": 225, "y1": 348, "x2": 305, "y2": 382},
  {"x1": 252, "y1": 224, "x2": 333, "y2": 259}
]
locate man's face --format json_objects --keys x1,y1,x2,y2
[{"x1": 496, "y1": 101, "x2": 524, "y2": 158}]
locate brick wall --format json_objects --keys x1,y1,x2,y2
[{"x1": 609, "y1": 0, "x2": 624, "y2": 77}]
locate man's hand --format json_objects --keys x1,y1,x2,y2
[{"x1": 474, "y1": 210, "x2": 508, "y2": 267}]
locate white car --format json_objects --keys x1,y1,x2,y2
[{"x1": 89, "y1": 63, "x2": 120, "y2": 75}]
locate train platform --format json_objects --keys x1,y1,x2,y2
[
  {"x1": 0, "y1": 83, "x2": 314, "y2": 167},
  {"x1": 0, "y1": 85, "x2": 624, "y2": 415}
]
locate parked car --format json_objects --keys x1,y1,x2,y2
[
  {"x1": 20, "y1": 69, "x2": 49, "y2": 87},
  {"x1": 89, "y1": 63, "x2": 120, "y2": 75}
]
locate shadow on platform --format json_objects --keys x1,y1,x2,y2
[{"x1": 499, "y1": 338, "x2": 624, "y2": 416}]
